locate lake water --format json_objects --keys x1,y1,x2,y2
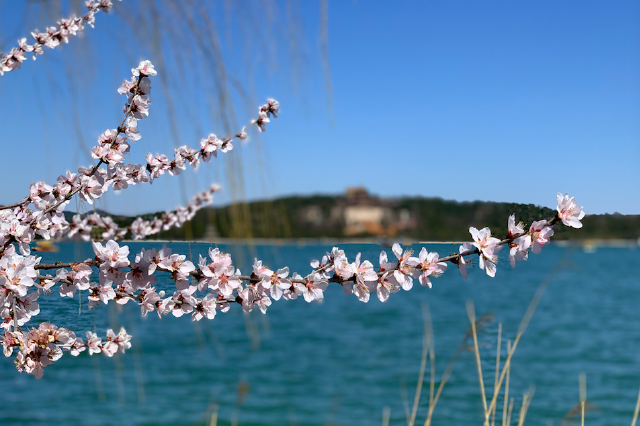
[{"x1": 1, "y1": 241, "x2": 638, "y2": 425}]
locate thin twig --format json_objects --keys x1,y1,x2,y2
[{"x1": 12, "y1": 297, "x2": 18, "y2": 331}]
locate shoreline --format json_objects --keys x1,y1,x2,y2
[{"x1": 109, "y1": 237, "x2": 640, "y2": 249}]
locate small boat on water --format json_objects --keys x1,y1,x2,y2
[
  {"x1": 33, "y1": 241, "x2": 60, "y2": 252},
  {"x1": 582, "y1": 240, "x2": 597, "y2": 253}
]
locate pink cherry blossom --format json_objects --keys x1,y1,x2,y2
[
  {"x1": 294, "y1": 274, "x2": 328, "y2": 303},
  {"x1": 253, "y1": 259, "x2": 274, "y2": 279},
  {"x1": 132, "y1": 60, "x2": 157, "y2": 77},
  {"x1": 469, "y1": 227, "x2": 503, "y2": 277},
  {"x1": 87, "y1": 282, "x2": 116, "y2": 308},
  {"x1": 140, "y1": 289, "x2": 164, "y2": 317},
  {"x1": 507, "y1": 214, "x2": 531, "y2": 268},
  {"x1": 114, "y1": 328, "x2": 132, "y2": 353},
  {"x1": 351, "y1": 253, "x2": 378, "y2": 303},
  {"x1": 252, "y1": 111, "x2": 270, "y2": 132},
  {"x1": 78, "y1": 175, "x2": 103, "y2": 204},
  {"x1": 166, "y1": 288, "x2": 197, "y2": 318},
  {"x1": 334, "y1": 252, "x2": 355, "y2": 281},
  {"x1": 391, "y1": 243, "x2": 418, "y2": 290},
  {"x1": 376, "y1": 272, "x2": 401, "y2": 303},
  {"x1": 530, "y1": 220, "x2": 554, "y2": 254},
  {"x1": 236, "y1": 127, "x2": 248, "y2": 141},
  {"x1": 85, "y1": 331, "x2": 102, "y2": 355},
  {"x1": 92, "y1": 240, "x2": 130, "y2": 269},
  {"x1": 557, "y1": 193, "x2": 586, "y2": 228},
  {"x1": 193, "y1": 294, "x2": 217, "y2": 321},
  {"x1": 263, "y1": 267, "x2": 292, "y2": 301},
  {"x1": 378, "y1": 251, "x2": 398, "y2": 272},
  {"x1": 211, "y1": 265, "x2": 242, "y2": 297},
  {"x1": 415, "y1": 247, "x2": 447, "y2": 288},
  {"x1": 159, "y1": 254, "x2": 195, "y2": 288},
  {"x1": 509, "y1": 235, "x2": 531, "y2": 268}
]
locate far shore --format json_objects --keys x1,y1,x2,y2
[{"x1": 110, "y1": 237, "x2": 640, "y2": 249}]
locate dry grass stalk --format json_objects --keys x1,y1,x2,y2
[
  {"x1": 502, "y1": 340, "x2": 512, "y2": 426},
  {"x1": 423, "y1": 314, "x2": 493, "y2": 426},
  {"x1": 422, "y1": 256, "x2": 570, "y2": 425},
  {"x1": 507, "y1": 397, "x2": 515, "y2": 425},
  {"x1": 231, "y1": 407, "x2": 239, "y2": 426},
  {"x1": 492, "y1": 323, "x2": 502, "y2": 426},
  {"x1": 423, "y1": 355, "x2": 451, "y2": 426},
  {"x1": 382, "y1": 406, "x2": 391, "y2": 426},
  {"x1": 209, "y1": 407, "x2": 218, "y2": 426},
  {"x1": 517, "y1": 386, "x2": 535, "y2": 426},
  {"x1": 400, "y1": 378, "x2": 410, "y2": 426},
  {"x1": 579, "y1": 373, "x2": 587, "y2": 426},
  {"x1": 428, "y1": 312, "x2": 436, "y2": 411},
  {"x1": 408, "y1": 334, "x2": 427, "y2": 426},
  {"x1": 484, "y1": 326, "x2": 522, "y2": 425},
  {"x1": 632, "y1": 382, "x2": 640, "y2": 426},
  {"x1": 466, "y1": 300, "x2": 489, "y2": 418},
  {"x1": 409, "y1": 303, "x2": 432, "y2": 426},
  {"x1": 484, "y1": 262, "x2": 560, "y2": 426},
  {"x1": 517, "y1": 393, "x2": 529, "y2": 426}
]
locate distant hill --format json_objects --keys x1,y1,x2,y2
[{"x1": 99, "y1": 189, "x2": 638, "y2": 241}]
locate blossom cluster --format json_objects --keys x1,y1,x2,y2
[
  {"x1": 67, "y1": 184, "x2": 220, "y2": 241},
  {"x1": 0, "y1": 61, "x2": 156, "y2": 258},
  {"x1": 0, "y1": 58, "x2": 284, "y2": 378},
  {"x1": 0, "y1": 192, "x2": 584, "y2": 380},
  {"x1": 0, "y1": 1, "x2": 120, "y2": 76},
  {"x1": 0, "y1": 61, "x2": 278, "y2": 261},
  {"x1": 144, "y1": 99, "x2": 278, "y2": 182},
  {"x1": 1, "y1": 322, "x2": 130, "y2": 379},
  {"x1": 0, "y1": 14, "x2": 588, "y2": 383}
]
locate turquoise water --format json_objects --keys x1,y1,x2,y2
[{"x1": 1, "y1": 242, "x2": 638, "y2": 425}]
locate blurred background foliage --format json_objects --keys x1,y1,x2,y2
[{"x1": 84, "y1": 194, "x2": 640, "y2": 241}]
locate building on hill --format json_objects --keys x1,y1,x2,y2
[
  {"x1": 308, "y1": 187, "x2": 414, "y2": 237},
  {"x1": 342, "y1": 187, "x2": 390, "y2": 236}
]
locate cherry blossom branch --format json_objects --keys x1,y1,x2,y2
[
  {"x1": 0, "y1": 1, "x2": 119, "y2": 77},
  {"x1": 0, "y1": 197, "x2": 30, "y2": 211},
  {"x1": 27, "y1": 195, "x2": 583, "y2": 325},
  {"x1": 34, "y1": 64, "x2": 157, "y2": 219},
  {"x1": 1, "y1": 61, "x2": 155, "y2": 216},
  {"x1": 0, "y1": 62, "x2": 157, "y2": 259},
  {"x1": 0, "y1": 322, "x2": 131, "y2": 380},
  {"x1": 3, "y1": 191, "x2": 585, "y2": 379},
  {"x1": 66, "y1": 184, "x2": 220, "y2": 241},
  {"x1": 0, "y1": 60, "x2": 278, "y2": 266},
  {"x1": 32, "y1": 212, "x2": 561, "y2": 282},
  {"x1": 141, "y1": 99, "x2": 277, "y2": 183},
  {"x1": 438, "y1": 216, "x2": 559, "y2": 263},
  {"x1": 0, "y1": 44, "x2": 588, "y2": 384}
]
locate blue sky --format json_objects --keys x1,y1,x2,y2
[{"x1": 0, "y1": 0, "x2": 638, "y2": 216}]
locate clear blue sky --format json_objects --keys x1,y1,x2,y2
[{"x1": 0, "y1": 1, "x2": 638, "y2": 216}]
